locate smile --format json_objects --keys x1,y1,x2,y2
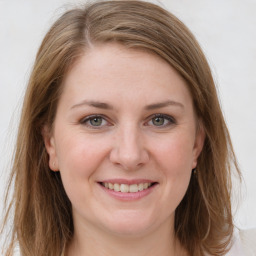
[{"x1": 101, "y1": 182, "x2": 154, "y2": 193}]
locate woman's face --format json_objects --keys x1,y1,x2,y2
[{"x1": 44, "y1": 44, "x2": 204, "y2": 237}]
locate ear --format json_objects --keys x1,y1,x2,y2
[
  {"x1": 192, "y1": 122, "x2": 205, "y2": 169},
  {"x1": 42, "y1": 125, "x2": 59, "y2": 171}
]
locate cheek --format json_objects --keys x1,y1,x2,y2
[
  {"x1": 152, "y1": 133, "x2": 194, "y2": 200},
  {"x1": 55, "y1": 133, "x2": 110, "y2": 206},
  {"x1": 153, "y1": 133, "x2": 195, "y2": 173},
  {"x1": 55, "y1": 133, "x2": 110, "y2": 188}
]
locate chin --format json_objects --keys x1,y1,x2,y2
[
  {"x1": 105, "y1": 222, "x2": 152, "y2": 238},
  {"x1": 98, "y1": 210, "x2": 160, "y2": 237}
]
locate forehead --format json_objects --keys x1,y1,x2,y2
[
  {"x1": 66, "y1": 43, "x2": 172, "y2": 82},
  {"x1": 59, "y1": 43, "x2": 192, "y2": 110}
]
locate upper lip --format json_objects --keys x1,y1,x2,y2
[{"x1": 98, "y1": 179, "x2": 157, "y2": 185}]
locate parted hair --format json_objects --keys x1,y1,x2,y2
[{"x1": 2, "y1": 1, "x2": 240, "y2": 255}]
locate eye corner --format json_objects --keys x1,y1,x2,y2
[
  {"x1": 79, "y1": 114, "x2": 112, "y2": 129},
  {"x1": 145, "y1": 113, "x2": 176, "y2": 128}
]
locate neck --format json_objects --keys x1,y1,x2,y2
[{"x1": 66, "y1": 216, "x2": 188, "y2": 256}]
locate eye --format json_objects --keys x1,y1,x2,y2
[
  {"x1": 80, "y1": 115, "x2": 109, "y2": 128},
  {"x1": 147, "y1": 114, "x2": 176, "y2": 127}
]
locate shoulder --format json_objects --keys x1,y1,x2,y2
[{"x1": 226, "y1": 228, "x2": 256, "y2": 256}]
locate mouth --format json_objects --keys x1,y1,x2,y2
[{"x1": 99, "y1": 181, "x2": 158, "y2": 193}]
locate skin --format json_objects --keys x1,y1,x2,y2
[{"x1": 44, "y1": 43, "x2": 205, "y2": 256}]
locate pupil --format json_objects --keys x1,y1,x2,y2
[
  {"x1": 90, "y1": 117, "x2": 102, "y2": 126},
  {"x1": 153, "y1": 117, "x2": 164, "y2": 126}
]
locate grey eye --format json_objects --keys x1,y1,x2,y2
[
  {"x1": 89, "y1": 117, "x2": 103, "y2": 126},
  {"x1": 147, "y1": 114, "x2": 176, "y2": 127},
  {"x1": 80, "y1": 115, "x2": 110, "y2": 129},
  {"x1": 152, "y1": 116, "x2": 165, "y2": 126}
]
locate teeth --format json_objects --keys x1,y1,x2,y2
[
  {"x1": 102, "y1": 182, "x2": 153, "y2": 193},
  {"x1": 138, "y1": 183, "x2": 144, "y2": 191},
  {"x1": 114, "y1": 183, "x2": 120, "y2": 192},
  {"x1": 120, "y1": 184, "x2": 129, "y2": 193},
  {"x1": 143, "y1": 183, "x2": 149, "y2": 189},
  {"x1": 129, "y1": 184, "x2": 138, "y2": 193}
]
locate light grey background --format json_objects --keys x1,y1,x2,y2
[{"x1": 0, "y1": 0, "x2": 255, "y2": 230}]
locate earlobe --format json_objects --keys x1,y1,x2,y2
[
  {"x1": 192, "y1": 123, "x2": 205, "y2": 169},
  {"x1": 42, "y1": 126, "x2": 59, "y2": 171}
]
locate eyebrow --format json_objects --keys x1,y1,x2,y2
[
  {"x1": 71, "y1": 100, "x2": 114, "y2": 110},
  {"x1": 145, "y1": 100, "x2": 184, "y2": 110},
  {"x1": 70, "y1": 99, "x2": 184, "y2": 110}
]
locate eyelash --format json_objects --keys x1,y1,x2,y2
[
  {"x1": 147, "y1": 114, "x2": 176, "y2": 127},
  {"x1": 79, "y1": 114, "x2": 176, "y2": 129},
  {"x1": 80, "y1": 115, "x2": 110, "y2": 129}
]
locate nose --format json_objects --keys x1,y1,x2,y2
[{"x1": 109, "y1": 125, "x2": 149, "y2": 171}]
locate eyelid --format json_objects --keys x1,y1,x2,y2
[
  {"x1": 80, "y1": 114, "x2": 112, "y2": 128},
  {"x1": 79, "y1": 113, "x2": 176, "y2": 129},
  {"x1": 145, "y1": 113, "x2": 176, "y2": 127}
]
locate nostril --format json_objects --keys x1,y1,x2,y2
[{"x1": 109, "y1": 145, "x2": 150, "y2": 171}]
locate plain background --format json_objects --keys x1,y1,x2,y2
[{"x1": 0, "y1": 0, "x2": 255, "y2": 230}]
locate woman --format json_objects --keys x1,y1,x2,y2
[{"x1": 2, "y1": 1, "x2": 255, "y2": 255}]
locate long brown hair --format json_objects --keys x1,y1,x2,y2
[{"x1": 1, "y1": 1, "x2": 241, "y2": 255}]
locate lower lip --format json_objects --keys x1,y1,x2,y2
[{"x1": 99, "y1": 183, "x2": 157, "y2": 201}]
